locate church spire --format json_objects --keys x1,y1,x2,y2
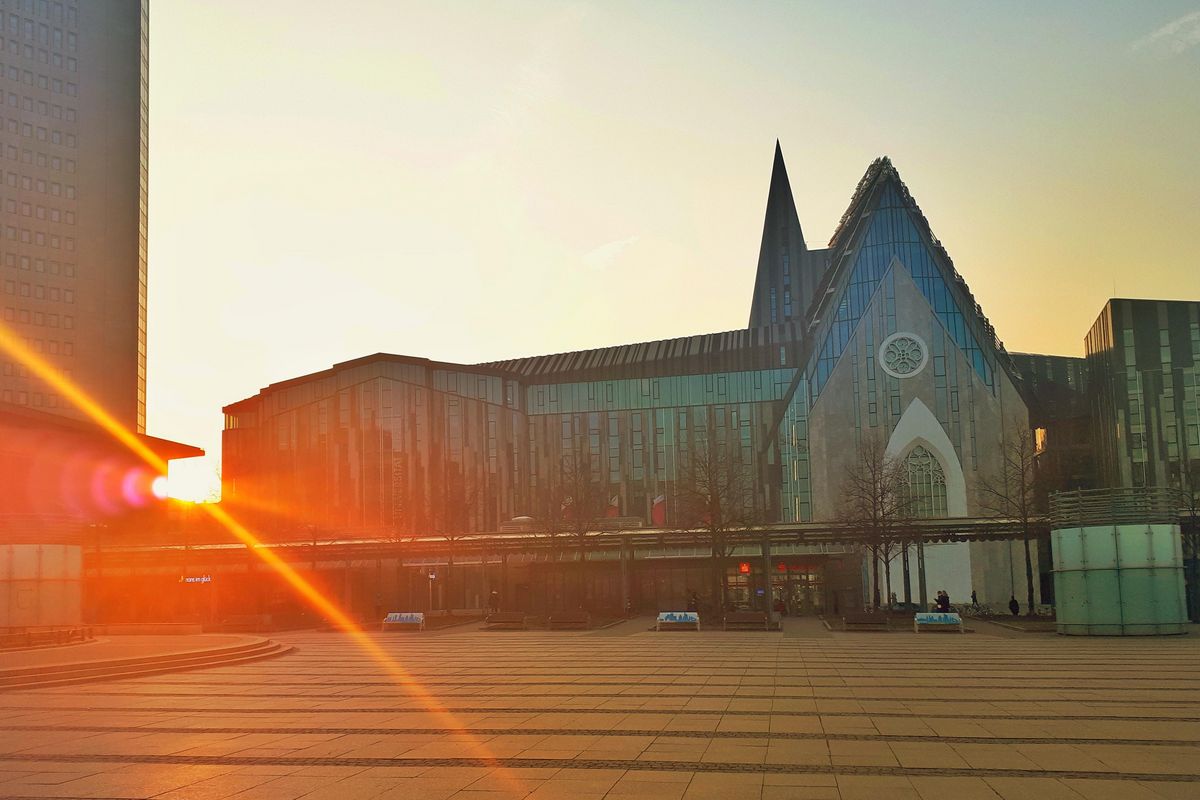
[
  {"x1": 768, "y1": 140, "x2": 805, "y2": 250},
  {"x1": 748, "y1": 141, "x2": 812, "y2": 328}
]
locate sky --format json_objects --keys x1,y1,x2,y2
[{"x1": 146, "y1": 1, "x2": 1200, "y2": 501}]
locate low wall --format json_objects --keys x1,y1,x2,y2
[
  {"x1": 0, "y1": 544, "x2": 82, "y2": 628},
  {"x1": 1053, "y1": 523, "x2": 1188, "y2": 635},
  {"x1": 93, "y1": 623, "x2": 204, "y2": 635}
]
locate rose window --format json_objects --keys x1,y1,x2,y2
[{"x1": 878, "y1": 333, "x2": 928, "y2": 379}]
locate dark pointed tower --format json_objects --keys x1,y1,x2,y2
[{"x1": 747, "y1": 142, "x2": 828, "y2": 329}]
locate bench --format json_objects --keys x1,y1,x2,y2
[
  {"x1": 0, "y1": 627, "x2": 91, "y2": 650},
  {"x1": 842, "y1": 611, "x2": 891, "y2": 632},
  {"x1": 548, "y1": 611, "x2": 590, "y2": 630},
  {"x1": 220, "y1": 614, "x2": 272, "y2": 632},
  {"x1": 656, "y1": 611, "x2": 700, "y2": 631},
  {"x1": 723, "y1": 611, "x2": 772, "y2": 631},
  {"x1": 381, "y1": 612, "x2": 425, "y2": 632},
  {"x1": 484, "y1": 611, "x2": 528, "y2": 630},
  {"x1": 914, "y1": 612, "x2": 964, "y2": 633}
]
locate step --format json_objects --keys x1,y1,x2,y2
[
  {"x1": 0, "y1": 639, "x2": 282, "y2": 686},
  {"x1": 0, "y1": 637, "x2": 272, "y2": 680},
  {"x1": 0, "y1": 640, "x2": 292, "y2": 692}
]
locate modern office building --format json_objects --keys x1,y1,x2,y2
[
  {"x1": 0, "y1": 0, "x2": 149, "y2": 432},
  {"x1": 1082, "y1": 301, "x2": 1200, "y2": 620},
  {"x1": 223, "y1": 147, "x2": 1042, "y2": 615},
  {"x1": 1085, "y1": 299, "x2": 1200, "y2": 493},
  {"x1": 0, "y1": 2, "x2": 203, "y2": 630},
  {"x1": 1011, "y1": 352, "x2": 1095, "y2": 492}
]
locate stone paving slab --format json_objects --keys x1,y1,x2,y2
[{"x1": 0, "y1": 622, "x2": 1198, "y2": 798}]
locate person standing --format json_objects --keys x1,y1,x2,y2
[
  {"x1": 935, "y1": 590, "x2": 951, "y2": 613},
  {"x1": 1009, "y1": 596, "x2": 1020, "y2": 617}
]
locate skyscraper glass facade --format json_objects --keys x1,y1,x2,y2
[{"x1": 223, "y1": 331, "x2": 811, "y2": 538}]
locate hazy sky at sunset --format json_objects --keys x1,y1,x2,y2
[{"x1": 146, "y1": 1, "x2": 1200, "y2": 500}]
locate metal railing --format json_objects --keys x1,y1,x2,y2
[{"x1": 1050, "y1": 487, "x2": 1186, "y2": 528}]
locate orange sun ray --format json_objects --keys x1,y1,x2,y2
[{"x1": 0, "y1": 320, "x2": 520, "y2": 782}]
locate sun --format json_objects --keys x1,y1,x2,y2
[
  {"x1": 165, "y1": 458, "x2": 220, "y2": 503},
  {"x1": 151, "y1": 475, "x2": 170, "y2": 500}
]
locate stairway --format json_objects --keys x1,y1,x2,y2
[{"x1": 0, "y1": 637, "x2": 292, "y2": 691}]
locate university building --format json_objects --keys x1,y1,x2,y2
[{"x1": 220, "y1": 145, "x2": 1054, "y2": 618}]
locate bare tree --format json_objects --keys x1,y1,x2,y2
[
  {"x1": 837, "y1": 434, "x2": 912, "y2": 610},
  {"x1": 434, "y1": 462, "x2": 480, "y2": 612},
  {"x1": 556, "y1": 454, "x2": 608, "y2": 608},
  {"x1": 527, "y1": 479, "x2": 572, "y2": 553},
  {"x1": 675, "y1": 438, "x2": 764, "y2": 611},
  {"x1": 978, "y1": 428, "x2": 1044, "y2": 616},
  {"x1": 387, "y1": 453, "x2": 423, "y2": 610}
]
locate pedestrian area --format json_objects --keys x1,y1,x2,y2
[{"x1": 1, "y1": 620, "x2": 1199, "y2": 799}]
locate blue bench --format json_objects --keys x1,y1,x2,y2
[
  {"x1": 656, "y1": 611, "x2": 700, "y2": 631},
  {"x1": 381, "y1": 612, "x2": 425, "y2": 632},
  {"x1": 914, "y1": 612, "x2": 964, "y2": 633}
]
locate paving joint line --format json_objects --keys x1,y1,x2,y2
[
  {"x1": 31, "y1": 690, "x2": 1200, "y2": 705},
  {"x1": 2, "y1": 705, "x2": 1196, "y2": 722},
  {"x1": 0, "y1": 752, "x2": 1195, "y2": 783},
  {"x1": 2, "y1": 723, "x2": 1196, "y2": 747}
]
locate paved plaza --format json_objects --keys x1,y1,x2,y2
[{"x1": 2, "y1": 618, "x2": 1200, "y2": 799}]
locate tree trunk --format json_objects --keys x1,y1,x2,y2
[
  {"x1": 713, "y1": 550, "x2": 724, "y2": 613},
  {"x1": 901, "y1": 545, "x2": 912, "y2": 606},
  {"x1": 1023, "y1": 535, "x2": 1036, "y2": 616},
  {"x1": 1188, "y1": 535, "x2": 1200, "y2": 623},
  {"x1": 870, "y1": 544, "x2": 881, "y2": 609},
  {"x1": 578, "y1": 538, "x2": 587, "y2": 609},
  {"x1": 446, "y1": 544, "x2": 455, "y2": 614},
  {"x1": 884, "y1": 551, "x2": 893, "y2": 608}
]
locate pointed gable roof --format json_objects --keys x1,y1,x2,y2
[{"x1": 801, "y1": 156, "x2": 1019, "y2": 398}]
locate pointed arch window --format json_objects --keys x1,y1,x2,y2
[{"x1": 905, "y1": 445, "x2": 947, "y2": 519}]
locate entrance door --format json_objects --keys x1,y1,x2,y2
[{"x1": 775, "y1": 566, "x2": 825, "y2": 615}]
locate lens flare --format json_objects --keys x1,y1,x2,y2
[
  {"x1": 150, "y1": 475, "x2": 169, "y2": 500},
  {"x1": 0, "y1": 319, "x2": 516, "y2": 783}
]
